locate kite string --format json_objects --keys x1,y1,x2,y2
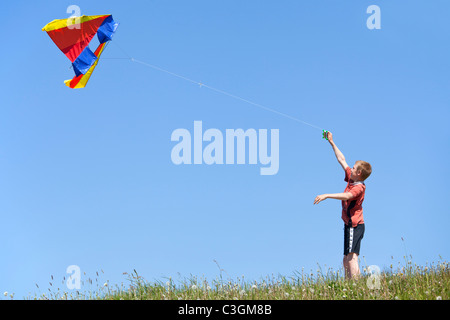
[{"x1": 110, "y1": 41, "x2": 323, "y2": 131}]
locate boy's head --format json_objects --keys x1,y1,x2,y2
[{"x1": 351, "y1": 160, "x2": 372, "y2": 182}]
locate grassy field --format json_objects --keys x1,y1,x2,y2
[{"x1": 26, "y1": 257, "x2": 448, "y2": 300}]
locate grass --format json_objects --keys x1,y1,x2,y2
[{"x1": 23, "y1": 256, "x2": 449, "y2": 300}]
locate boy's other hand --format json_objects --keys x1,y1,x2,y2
[{"x1": 314, "y1": 194, "x2": 328, "y2": 205}]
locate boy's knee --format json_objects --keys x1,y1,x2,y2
[{"x1": 346, "y1": 253, "x2": 358, "y2": 261}]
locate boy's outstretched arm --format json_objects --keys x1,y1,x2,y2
[
  {"x1": 314, "y1": 192, "x2": 354, "y2": 205},
  {"x1": 327, "y1": 132, "x2": 348, "y2": 170}
]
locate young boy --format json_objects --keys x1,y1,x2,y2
[{"x1": 313, "y1": 132, "x2": 372, "y2": 279}]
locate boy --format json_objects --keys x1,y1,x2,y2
[{"x1": 313, "y1": 132, "x2": 372, "y2": 279}]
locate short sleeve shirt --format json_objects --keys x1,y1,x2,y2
[{"x1": 342, "y1": 166, "x2": 366, "y2": 227}]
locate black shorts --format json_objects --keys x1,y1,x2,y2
[{"x1": 343, "y1": 223, "x2": 365, "y2": 255}]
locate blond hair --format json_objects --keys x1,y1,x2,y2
[{"x1": 355, "y1": 160, "x2": 372, "y2": 181}]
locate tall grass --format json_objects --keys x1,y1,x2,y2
[{"x1": 24, "y1": 257, "x2": 449, "y2": 300}]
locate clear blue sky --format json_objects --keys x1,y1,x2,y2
[{"x1": 1, "y1": 0, "x2": 449, "y2": 298}]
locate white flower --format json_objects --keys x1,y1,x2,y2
[
  {"x1": 3, "y1": 292, "x2": 7, "y2": 297},
  {"x1": 395, "y1": 296, "x2": 399, "y2": 300},
  {"x1": 309, "y1": 288, "x2": 315, "y2": 293},
  {"x1": 285, "y1": 292, "x2": 290, "y2": 297},
  {"x1": 436, "y1": 296, "x2": 442, "y2": 300},
  {"x1": 251, "y1": 284, "x2": 257, "y2": 290},
  {"x1": 103, "y1": 282, "x2": 108, "y2": 287},
  {"x1": 191, "y1": 284, "x2": 197, "y2": 290}
]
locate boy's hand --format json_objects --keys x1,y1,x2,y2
[
  {"x1": 327, "y1": 131, "x2": 334, "y2": 144},
  {"x1": 314, "y1": 194, "x2": 328, "y2": 205}
]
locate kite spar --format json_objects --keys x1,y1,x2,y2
[{"x1": 42, "y1": 15, "x2": 119, "y2": 89}]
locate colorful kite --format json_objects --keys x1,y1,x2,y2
[{"x1": 42, "y1": 15, "x2": 118, "y2": 89}]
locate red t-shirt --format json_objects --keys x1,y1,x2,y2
[{"x1": 341, "y1": 166, "x2": 366, "y2": 227}]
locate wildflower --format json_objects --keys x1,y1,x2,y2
[
  {"x1": 436, "y1": 296, "x2": 442, "y2": 300},
  {"x1": 251, "y1": 284, "x2": 257, "y2": 290},
  {"x1": 103, "y1": 282, "x2": 108, "y2": 287},
  {"x1": 285, "y1": 292, "x2": 290, "y2": 298},
  {"x1": 309, "y1": 288, "x2": 315, "y2": 294},
  {"x1": 395, "y1": 296, "x2": 399, "y2": 300},
  {"x1": 191, "y1": 284, "x2": 197, "y2": 290},
  {"x1": 3, "y1": 292, "x2": 7, "y2": 297}
]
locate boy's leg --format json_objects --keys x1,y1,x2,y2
[
  {"x1": 343, "y1": 255, "x2": 350, "y2": 279},
  {"x1": 343, "y1": 224, "x2": 352, "y2": 279},
  {"x1": 347, "y1": 253, "x2": 360, "y2": 279}
]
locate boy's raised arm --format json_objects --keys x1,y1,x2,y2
[{"x1": 327, "y1": 132, "x2": 348, "y2": 170}]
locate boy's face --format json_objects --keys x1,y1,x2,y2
[{"x1": 350, "y1": 163, "x2": 362, "y2": 181}]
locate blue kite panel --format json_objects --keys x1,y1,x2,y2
[
  {"x1": 72, "y1": 46, "x2": 98, "y2": 76},
  {"x1": 97, "y1": 15, "x2": 119, "y2": 44}
]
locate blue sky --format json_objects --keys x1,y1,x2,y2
[{"x1": 1, "y1": 0, "x2": 449, "y2": 298}]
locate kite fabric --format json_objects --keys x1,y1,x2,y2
[{"x1": 42, "y1": 15, "x2": 119, "y2": 88}]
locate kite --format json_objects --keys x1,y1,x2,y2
[{"x1": 42, "y1": 15, "x2": 119, "y2": 89}]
